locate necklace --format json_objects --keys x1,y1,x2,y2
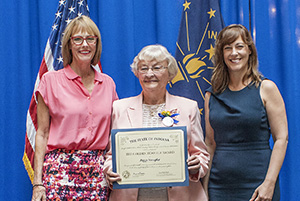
[
  {"x1": 142, "y1": 103, "x2": 166, "y2": 128},
  {"x1": 143, "y1": 103, "x2": 165, "y2": 117}
]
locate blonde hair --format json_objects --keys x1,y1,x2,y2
[
  {"x1": 212, "y1": 24, "x2": 261, "y2": 93},
  {"x1": 131, "y1": 44, "x2": 178, "y2": 81},
  {"x1": 61, "y1": 15, "x2": 102, "y2": 67}
]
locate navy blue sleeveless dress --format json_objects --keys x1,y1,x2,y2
[{"x1": 207, "y1": 82, "x2": 280, "y2": 201}]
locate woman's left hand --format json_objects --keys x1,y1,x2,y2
[
  {"x1": 106, "y1": 169, "x2": 121, "y2": 189},
  {"x1": 187, "y1": 155, "x2": 201, "y2": 175},
  {"x1": 249, "y1": 180, "x2": 275, "y2": 201}
]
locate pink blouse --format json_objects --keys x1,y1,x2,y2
[{"x1": 36, "y1": 65, "x2": 118, "y2": 152}]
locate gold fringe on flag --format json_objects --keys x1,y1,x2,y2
[{"x1": 22, "y1": 152, "x2": 34, "y2": 183}]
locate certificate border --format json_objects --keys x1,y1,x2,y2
[{"x1": 111, "y1": 126, "x2": 188, "y2": 189}]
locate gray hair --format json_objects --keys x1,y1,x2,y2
[{"x1": 131, "y1": 44, "x2": 178, "y2": 81}]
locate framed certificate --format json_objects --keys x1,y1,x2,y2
[{"x1": 111, "y1": 126, "x2": 188, "y2": 189}]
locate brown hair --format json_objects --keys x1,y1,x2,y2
[
  {"x1": 61, "y1": 15, "x2": 102, "y2": 67},
  {"x1": 211, "y1": 24, "x2": 261, "y2": 93}
]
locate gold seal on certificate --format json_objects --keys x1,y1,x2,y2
[{"x1": 111, "y1": 127, "x2": 188, "y2": 189}]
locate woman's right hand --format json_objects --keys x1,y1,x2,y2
[
  {"x1": 31, "y1": 186, "x2": 46, "y2": 201},
  {"x1": 106, "y1": 169, "x2": 122, "y2": 188}
]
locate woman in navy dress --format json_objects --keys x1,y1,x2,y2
[{"x1": 203, "y1": 24, "x2": 288, "y2": 201}]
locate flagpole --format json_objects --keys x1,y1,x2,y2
[
  {"x1": 249, "y1": 0, "x2": 252, "y2": 34},
  {"x1": 249, "y1": 0, "x2": 257, "y2": 44}
]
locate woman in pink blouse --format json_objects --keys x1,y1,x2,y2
[{"x1": 31, "y1": 16, "x2": 118, "y2": 201}]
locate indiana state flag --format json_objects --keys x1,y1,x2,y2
[{"x1": 169, "y1": 0, "x2": 224, "y2": 131}]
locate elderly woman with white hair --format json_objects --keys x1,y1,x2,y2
[{"x1": 104, "y1": 44, "x2": 209, "y2": 201}]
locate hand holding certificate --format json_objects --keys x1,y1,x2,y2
[
  {"x1": 104, "y1": 45, "x2": 210, "y2": 200},
  {"x1": 111, "y1": 126, "x2": 188, "y2": 189}
]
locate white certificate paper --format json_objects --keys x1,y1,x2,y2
[{"x1": 111, "y1": 126, "x2": 188, "y2": 189}]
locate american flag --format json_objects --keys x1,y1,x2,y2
[{"x1": 23, "y1": 0, "x2": 101, "y2": 182}]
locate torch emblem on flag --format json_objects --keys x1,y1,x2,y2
[{"x1": 169, "y1": 0, "x2": 224, "y2": 130}]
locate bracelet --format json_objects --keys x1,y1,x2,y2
[{"x1": 32, "y1": 184, "x2": 45, "y2": 189}]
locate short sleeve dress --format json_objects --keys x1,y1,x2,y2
[{"x1": 206, "y1": 82, "x2": 280, "y2": 201}]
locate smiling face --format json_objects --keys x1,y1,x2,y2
[
  {"x1": 137, "y1": 59, "x2": 169, "y2": 95},
  {"x1": 223, "y1": 35, "x2": 251, "y2": 74},
  {"x1": 70, "y1": 30, "x2": 97, "y2": 66}
]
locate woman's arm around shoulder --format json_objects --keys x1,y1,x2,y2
[
  {"x1": 186, "y1": 96, "x2": 210, "y2": 181},
  {"x1": 103, "y1": 99, "x2": 125, "y2": 189}
]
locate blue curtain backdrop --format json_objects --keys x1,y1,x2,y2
[{"x1": 0, "y1": 0, "x2": 299, "y2": 200}]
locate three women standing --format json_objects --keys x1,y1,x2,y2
[{"x1": 32, "y1": 17, "x2": 288, "y2": 201}]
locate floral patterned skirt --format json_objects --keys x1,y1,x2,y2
[{"x1": 42, "y1": 149, "x2": 109, "y2": 200}]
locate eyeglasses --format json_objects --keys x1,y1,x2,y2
[
  {"x1": 70, "y1": 36, "x2": 98, "y2": 45},
  {"x1": 138, "y1": 65, "x2": 168, "y2": 74}
]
